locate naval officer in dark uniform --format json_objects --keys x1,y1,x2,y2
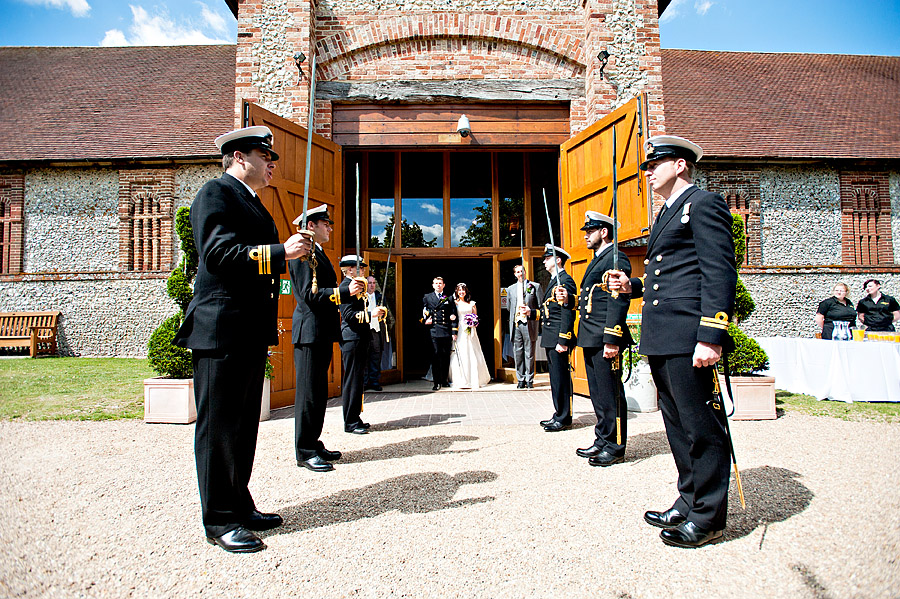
[
  {"x1": 422, "y1": 276, "x2": 457, "y2": 391},
  {"x1": 174, "y1": 126, "x2": 312, "y2": 553},
  {"x1": 290, "y1": 205, "x2": 365, "y2": 473},
  {"x1": 337, "y1": 255, "x2": 386, "y2": 434},
  {"x1": 522, "y1": 245, "x2": 576, "y2": 431},
  {"x1": 608, "y1": 135, "x2": 737, "y2": 548},
  {"x1": 556, "y1": 211, "x2": 632, "y2": 465}
]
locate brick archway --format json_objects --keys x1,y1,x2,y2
[{"x1": 316, "y1": 14, "x2": 587, "y2": 77}]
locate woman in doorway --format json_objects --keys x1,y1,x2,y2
[{"x1": 450, "y1": 283, "x2": 491, "y2": 389}]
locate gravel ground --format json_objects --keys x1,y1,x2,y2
[{"x1": 1, "y1": 405, "x2": 898, "y2": 598}]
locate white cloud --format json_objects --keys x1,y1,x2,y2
[
  {"x1": 200, "y1": 1, "x2": 227, "y2": 34},
  {"x1": 659, "y1": 0, "x2": 687, "y2": 23},
  {"x1": 22, "y1": 0, "x2": 90, "y2": 17},
  {"x1": 100, "y1": 29, "x2": 128, "y2": 46},
  {"x1": 695, "y1": 1, "x2": 713, "y2": 16},
  {"x1": 370, "y1": 202, "x2": 393, "y2": 226},
  {"x1": 101, "y1": 4, "x2": 232, "y2": 47},
  {"x1": 420, "y1": 224, "x2": 443, "y2": 243},
  {"x1": 422, "y1": 202, "x2": 442, "y2": 216}
]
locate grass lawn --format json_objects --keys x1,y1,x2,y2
[
  {"x1": 0, "y1": 357, "x2": 154, "y2": 421},
  {"x1": 777, "y1": 390, "x2": 900, "y2": 423}
]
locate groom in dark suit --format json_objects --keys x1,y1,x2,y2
[
  {"x1": 422, "y1": 276, "x2": 457, "y2": 390},
  {"x1": 175, "y1": 126, "x2": 311, "y2": 553}
]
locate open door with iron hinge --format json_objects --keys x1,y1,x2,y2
[
  {"x1": 558, "y1": 94, "x2": 649, "y2": 396},
  {"x1": 246, "y1": 101, "x2": 344, "y2": 407}
]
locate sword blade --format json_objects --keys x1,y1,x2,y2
[
  {"x1": 355, "y1": 163, "x2": 361, "y2": 273},
  {"x1": 301, "y1": 53, "x2": 317, "y2": 228},
  {"x1": 612, "y1": 127, "x2": 619, "y2": 271}
]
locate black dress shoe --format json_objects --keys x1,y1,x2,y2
[
  {"x1": 432, "y1": 383, "x2": 441, "y2": 391},
  {"x1": 576, "y1": 445, "x2": 603, "y2": 458},
  {"x1": 644, "y1": 507, "x2": 687, "y2": 529},
  {"x1": 660, "y1": 521, "x2": 724, "y2": 548},
  {"x1": 539, "y1": 418, "x2": 555, "y2": 427},
  {"x1": 206, "y1": 527, "x2": 265, "y2": 553},
  {"x1": 345, "y1": 425, "x2": 369, "y2": 434},
  {"x1": 517, "y1": 381, "x2": 526, "y2": 389},
  {"x1": 242, "y1": 510, "x2": 283, "y2": 531},
  {"x1": 526, "y1": 382, "x2": 534, "y2": 389},
  {"x1": 370, "y1": 385, "x2": 382, "y2": 391},
  {"x1": 317, "y1": 448, "x2": 342, "y2": 461},
  {"x1": 359, "y1": 422, "x2": 371, "y2": 430},
  {"x1": 543, "y1": 421, "x2": 570, "y2": 432},
  {"x1": 588, "y1": 450, "x2": 624, "y2": 467},
  {"x1": 298, "y1": 455, "x2": 335, "y2": 472}
]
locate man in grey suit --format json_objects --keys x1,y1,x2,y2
[{"x1": 506, "y1": 264, "x2": 542, "y2": 388}]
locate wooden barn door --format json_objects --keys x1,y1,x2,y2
[
  {"x1": 247, "y1": 102, "x2": 344, "y2": 408},
  {"x1": 558, "y1": 95, "x2": 649, "y2": 396}
]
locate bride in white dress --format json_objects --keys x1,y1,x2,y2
[{"x1": 449, "y1": 283, "x2": 491, "y2": 389}]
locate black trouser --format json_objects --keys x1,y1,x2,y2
[
  {"x1": 649, "y1": 354, "x2": 730, "y2": 531},
  {"x1": 365, "y1": 330, "x2": 384, "y2": 386},
  {"x1": 432, "y1": 335, "x2": 452, "y2": 386},
  {"x1": 192, "y1": 346, "x2": 266, "y2": 538},
  {"x1": 294, "y1": 341, "x2": 333, "y2": 461},
  {"x1": 547, "y1": 347, "x2": 572, "y2": 424},
  {"x1": 583, "y1": 346, "x2": 627, "y2": 456},
  {"x1": 340, "y1": 338, "x2": 369, "y2": 430}
]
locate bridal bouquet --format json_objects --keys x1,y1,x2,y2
[{"x1": 463, "y1": 313, "x2": 479, "y2": 334}]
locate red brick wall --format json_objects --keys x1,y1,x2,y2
[
  {"x1": 117, "y1": 169, "x2": 175, "y2": 272},
  {"x1": 705, "y1": 168, "x2": 762, "y2": 266},
  {"x1": 234, "y1": 2, "x2": 665, "y2": 142},
  {"x1": 0, "y1": 173, "x2": 24, "y2": 275},
  {"x1": 840, "y1": 171, "x2": 893, "y2": 266}
]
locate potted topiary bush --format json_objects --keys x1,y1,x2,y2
[
  {"x1": 721, "y1": 213, "x2": 775, "y2": 420},
  {"x1": 623, "y1": 322, "x2": 658, "y2": 412},
  {"x1": 144, "y1": 207, "x2": 198, "y2": 423}
]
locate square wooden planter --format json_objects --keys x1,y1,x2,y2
[
  {"x1": 719, "y1": 375, "x2": 776, "y2": 420},
  {"x1": 144, "y1": 377, "x2": 196, "y2": 424}
]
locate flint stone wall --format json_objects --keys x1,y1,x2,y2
[{"x1": 0, "y1": 163, "x2": 219, "y2": 356}]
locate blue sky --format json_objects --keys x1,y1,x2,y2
[{"x1": 1, "y1": 0, "x2": 898, "y2": 54}]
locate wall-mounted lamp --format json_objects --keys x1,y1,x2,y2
[
  {"x1": 456, "y1": 114, "x2": 471, "y2": 138},
  {"x1": 294, "y1": 51, "x2": 306, "y2": 81},
  {"x1": 597, "y1": 49, "x2": 610, "y2": 80}
]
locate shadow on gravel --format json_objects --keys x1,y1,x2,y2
[
  {"x1": 269, "y1": 470, "x2": 498, "y2": 535},
  {"x1": 623, "y1": 430, "x2": 672, "y2": 464},
  {"x1": 339, "y1": 434, "x2": 480, "y2": 464},
  {"x1": 724, "y1": 466, "x2": 813, "y2": 545},
  {"x1": 374, "y1": 413, "x2": 467, "y2": 429}
]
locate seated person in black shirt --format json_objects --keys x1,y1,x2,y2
[
  {"x1": 856, "y1": 279, "x2": 900, "y2": 332},
  {"x1": 815, "y1": 282, "x2": 856, "y2": 340}
]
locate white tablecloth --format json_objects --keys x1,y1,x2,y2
[{"x1": 756, "y1": 336, "x2": 900, "y2": 403}]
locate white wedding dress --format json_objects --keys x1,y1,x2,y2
[{"x1": 450, "y1": 300, "x2": 491, "y2": 389}]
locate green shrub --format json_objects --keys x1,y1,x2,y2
[
  {"x1": 725, "y1": 323, "x2": 769, "y2": 376},
  {"x1": 726, "y1": 213, "x2": 768, "y2": 375},
  {"x1": 148, "y1": 314, "x2": 193, "y2": 379},
  {"x1": 734, "y1": 277, "x2": 756, "y2": 323},
  {"x1": 148, "y1": 206, "x2": 196, "y2": 378}
]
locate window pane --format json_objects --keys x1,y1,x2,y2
[
  {"x1": 450, "y1": 153, "x2": 492, "y2": 247},
  {"x1": 498, "y1": 152, "x2": 524, "y2": 248},
  {"x1": 401, "y1": 152, "x2": 442, "y2": 248},
  {"x1": 529, "y1": 152, "x2": 560, "y2": 249},
  {"x1": 369, "y1": 152, "x2": 395, "y2": 247}
]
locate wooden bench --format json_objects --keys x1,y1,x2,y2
[{"x1": 0, "y1": 311, "x2": 61, "y2": 357}]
